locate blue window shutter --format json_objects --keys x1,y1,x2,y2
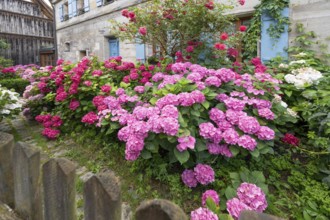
[
  {"x1": 72, "y1": 0, "x2": 77, "y2": 17},
  {"x1": 68, "y1": 0, "x2": 73, "y2": 18},
  {"x1": 84, "y1": 0, "x2": 90, "y2": 12},
  {"x1": 59, "y1": 4, "x2": 63, "y2": 21},
  {"x1": 96, "y1": 0, "x2": 102, "y2": 7},
  {"x1": 261, "y1": 7, "x2": 289, "y2": 62},
  {"x1": 136, "y1": 38, "x2": 145, "y2": 63},
  {"x1": 109, "y1": 38, "x2": 119, "y2": 57}
]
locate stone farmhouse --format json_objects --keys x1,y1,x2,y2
[
  {"x1": 0, "y1": 0, "x2": 55, "y2": 66},
  {"x1": 51, "y1": 0, "x2": 330, "y2": 63}
]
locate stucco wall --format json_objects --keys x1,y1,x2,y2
[{"x1": 289, "y1": 0, "x2": 330, "y2": 53}]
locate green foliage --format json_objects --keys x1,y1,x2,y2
[
  {"x1": 0, "y1": 78, "x2": 29, "y2": 95},
  {"x1": 0, "y1": 39, "x2": 13, "y2": 68}
]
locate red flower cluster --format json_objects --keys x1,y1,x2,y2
[
  {"x1": 214, "y1": 43, "x2": 226, "y2": 51},
  {"x1": 81, "y1": 112, "x2": 98, "y2": 125},
  {"x1": 282, "y1": 133, "x2": 300, "y2": 146},
  {"x1": 251, "y1": 57, "x2": 267, "y2": 73},
  {"x1": 205, "y1": 1, "x2": 214, "y2": 10},
  {"x1": 35, "y1": 114, "x2": 62, "y2": 139},
  {"x1": 121, "y1": 9, "x2": 136, "y2": 22}
]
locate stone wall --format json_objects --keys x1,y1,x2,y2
[{"x1": 54, "y1": 0, "x2": 150, "y2": 62}]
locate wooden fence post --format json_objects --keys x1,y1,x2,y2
[
  {"x1": 13, "y1": 142, "x2": 42, "y2": 220},
  {"x1": 0, "y1": 132, "x2": 15, "y2": 207},
  {"x1": 84, "y1": 171, "x2": 122, "y2": 220},
  {"x1": 135, "y1": 199, "x2": 188, "y2": 220},
  {"x1": 42, "y1": 158, "x2": 77, "y2": 220}
]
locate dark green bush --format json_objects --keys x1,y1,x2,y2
[{"x1": 0, "y1": 78, "x2": 29, "y2": 95}]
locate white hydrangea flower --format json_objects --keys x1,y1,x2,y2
[
  {"x1": 284, "y1": 74, "x2": 296, "y2": 83},
  {"x1": 280, "y1": 101, "x2": 288, "y2": 108},
  {"x1": 289, "y1": 60, "x2": 306, "y2": 65},
  {"x1": 279, "y1": 63, "x2": 289, "y2": 68},
  {"x1": 287, "y1": 108, "x2": 298, "y2": 118},
  {"x1": 273, "y1": 94, "x2": 282, "y2": 103},
  {"x1": 294, "y1": 79, "x2": 306, "y2": 89}
]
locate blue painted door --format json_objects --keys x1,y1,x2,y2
[
  {"x1": 135, "y1": 38, "x2": 145, "y2": 63},
  {"x1": 109, "y1": 38, "x2": 119, "y2": 57},
  {"x1": 261, "y1": 8, "x2": 289, "y2": 62}
]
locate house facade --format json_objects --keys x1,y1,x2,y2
[
  {"x1": 0, "y1": 0, "x2": 55, "y2": 65},
  {"x1": 52, "y1": 0, "x2": 330, "y2": 63}
]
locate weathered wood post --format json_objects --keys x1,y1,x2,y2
[
  {"x1": 42, "y1": 158, "x2": 77, "y2": 220},
  {"x1": 0, "y1": 132, "x2": 15, "y2": 207},
  {"x1": 13, "y1": 142, "x2": 42, "y2": 220},
  {"x1": 135, "y1": 199, "x2": 188, "y2": 220},
  {"x1": 83, "y1": 171, "x2": 122, "y2": 220}
]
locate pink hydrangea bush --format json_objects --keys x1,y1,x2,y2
[{"x1": 22, "y1": 56, "x2": 295, "y2": 188}]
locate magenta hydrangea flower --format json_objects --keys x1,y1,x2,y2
[
  {"x1": 194, "y1": 164, "x2": 215, "y2": 185},
  {"x1": 238, "y1": 116, "x2": 260, "y2": 134},
  {"x1": 222, "y1": 128, "x2": 239, "y2": 145},
  {"x1": 42, "y1": 128, "x2": 60, "y2": 139},
  {"x1": 216, "y1": 93, "x2": 228, "y2": 102},
  {"x1": 237, "y1": 183, "x2": 268, "y2": 212},
  {"x1": 226, "y1": 198, "x2": 252, "y2": 220},
  {"x1": 216, "y1": 68, "x2": 236, "y2": 83},
  {"x1": 55, "y1": 91, "x2": 67, "y2": 102},
  {"x1": 161, "y1": 105, "x2": 179, "y2": 118},
  {"x1": 178, "y1": 92, "x2": 195, "y2": 106},
  {"x1": 177, "y1": 136, "x2": 196, "y2": 152},
  {"x1": 217, "y1": 120, "x2": 233, "y2": 131},
  {"x1": 258, "y1": 108, "x2": 275, "y2": 120},
  {"x1": 199, "y1": 122, "x2": 217, "y2": 140},
  {"x1": 191, "y1": 207, "x2": 218, "y2": 220},
  {"x1": 224, "y1": 97, "x2": 246, "y2": 111},
  {"x1": 207, "y1": 143, "x2": 233, "y2": 157},
  {"x1": 205, "y1": 76, "x2": 222, "y2": 87},
  {"x1": 69, "y1": 99, "x2": 80, "y2": 111},
  {"x1": 237, "y1": 135, "x2": 257, "y2": 151},
  {"x1": 116, "y1": 88, "x2": 126, "y2": 96},
  {"x1": 257, "y1": 126, "x2": 275, "y2": 140},
  {"x1": 101, "y1": 85, "x2": 112, "y2": 93},
  {"x1": 191, "y1": 90, "x2": 206, "y2": 103},
  {"x1": 202, "y1": 190, "x2": 220, "y2": 206},
  {"x1": 81, "y1": 112, "x2": 98, "y2": 125},
  {"x1": 225, "y1": 110, "x2": 247, "y2": 125},
  {"x1": 209, "y1": 108, "x2": 226, "y2": 124},
  {"x1": 181, "y1": 169, "x2": 198, "y2": 188},
  {"x1": 187, "y1": 72, "x2": 203, "y2": 82},
  {"x1": 134, "y1": 86, "x2": 145, "y2": 93},
  {"x1": 159, "y1": 117, "x2": 179, "y2": 136}
]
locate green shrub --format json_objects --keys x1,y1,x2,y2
[{"x1": 0, "y1": 78, "x2": 29, "y2": 95}]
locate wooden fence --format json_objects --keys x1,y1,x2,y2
[
  {"x1": 0, "y1": 132, "x2": 188, "y2": 220},
  {"x1": 0, "y1": 131, "x2": 283, "y2": 220}
]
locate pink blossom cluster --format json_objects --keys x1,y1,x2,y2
[
  {"x1": 35, "y1": 114, "x2": 62, "y2": 139},
  {"x1": 181, "y1": 164, "x2": 215, "y2": 187},
  {"x1": 202, "y1": 189, "x2": 220, "y2": 206},
  {"x1": 191, "y1": 207, "x2": 218, "y2": 220},
  {"x1": 81, "y1": 112, "x2": 98, "y2": 125},
  {"x1": 227, "y1": 183, "x2": 267, "y2": 219}
]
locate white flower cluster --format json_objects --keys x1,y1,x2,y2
[
  {"x1": 284, "y1": 67, "x2": 323, "y2": 89},
  {"x1": 289, "y1": 60, "x2": 306, "y2": 65},
  {"x1": 0, "y1": 85, "x2": 23, "y2": 120}
]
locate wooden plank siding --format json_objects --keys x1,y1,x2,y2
[{"x1": 0, "y1": 0, "x2": 55, "y2": 65}]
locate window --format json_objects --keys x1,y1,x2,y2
[
  {"x1": 65, "y1": 42, "x2": 70, "y2": 52},
  {"x1": 96, "y1": 0, "x2": 102, "y2": 7},
  {"x1": 59, "y1": 4, "x2": 64, "y2": 22},
  {"x1": 108, "y1": 37, "x2": 119, "y2": 57},
  {"x1": 83, "y1": 0, "x2": 90, "y2": 12},
  {"x1": 60, "y1": 2, "x2": 69, "y2": 21},
  {"x1": 79, "y1": 50, "x2": 87, "y2": 59},
  {"x1": 103, "y1": 0, "x2": 114, "y2": 5},
  {"x1": 136, "y1": 38, "x2": 146, "y2": 63},
  {"x1": 68, "y1": 0, "x2": 77, "y2": 19}
]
